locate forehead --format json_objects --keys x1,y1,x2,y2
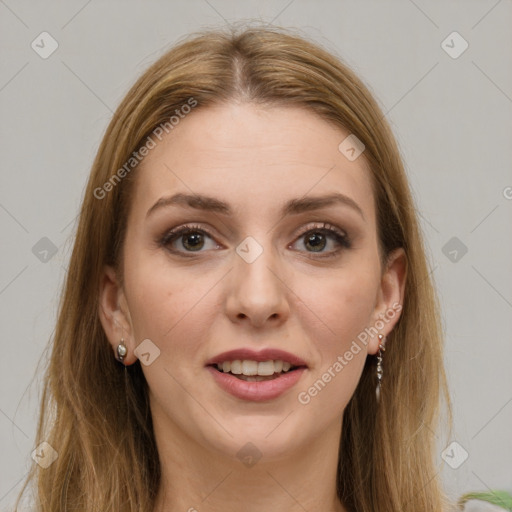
[{"x1": 130, "y1": 103, "x2": 375, "y2": 222}]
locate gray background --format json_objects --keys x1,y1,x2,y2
[{"x1": 1, "y1": 0, "x2": 511, "y2": 509}]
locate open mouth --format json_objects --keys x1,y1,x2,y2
[{"x1": 209, "y1": 360, "x2": 306, "y2": 382}]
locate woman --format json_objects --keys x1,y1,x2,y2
[{"x1": 17, "y1": 25, "x2": 455, "y2": 511}]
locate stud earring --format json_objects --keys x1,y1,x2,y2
[
  {"x1": 117, "y1": 338, "x2": 127, "y2": 364},
  {"x1": 375, "y1": 333, "x2": 386, "y2": 403}
]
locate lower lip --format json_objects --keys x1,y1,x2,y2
[{"x1": 206, "y1": 366, "x2": 306, "y2": 402}]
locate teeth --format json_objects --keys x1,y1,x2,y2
[
  {"x1": 230, "y1": 360, "x2": 242, "y2": 374},
  {"x1": 242, "y1": 360, "x2": 258, "y2": 376},
  {"x1": 215, "y1": 359, "x2": 296, "y2": 376},
  {"x1": 256, "y1": 360, "x2": 275, "y2": 376}
]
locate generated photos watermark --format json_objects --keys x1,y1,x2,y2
[
  {"x1": 93, "y1": 97, "x2": 198, "y2": 200},
  {"x1": 297, "y1": 302, "x2": 402, "y2": 405}
]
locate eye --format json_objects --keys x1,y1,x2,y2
[
  {"x1": 159, "y1": 224, "x2": 220, "y2": 254},
  {"x1": 291, "y1": 223, "x2": 351, "y2": 257},
  {"x1": 158, "y1": 222, "x2": 351, "y2": 258}
]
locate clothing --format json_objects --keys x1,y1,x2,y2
[{"x1": 462, "y1": 499, "x2": 510, "y2": 511}]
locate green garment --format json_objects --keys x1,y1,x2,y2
[{"x1": 459, "y1": 491, "x2": 512, "y2": 511}]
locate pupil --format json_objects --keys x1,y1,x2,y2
[
  {"x1": 306, "y1": 233, "x2": 325, "y2": 252},
  {"x1": 183, "y1": 232, "x2": 203, "y2": 251}
]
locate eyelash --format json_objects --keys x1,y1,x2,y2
[{"x1": 158, "y1": 222, "x2": 351, "y2": 259}]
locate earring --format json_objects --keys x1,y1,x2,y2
[
  {"x1": 375, "y1": 334, "x2": 386, "y2": 403},
  {"x1": 117, "y1": 338, "x2": 127, "y2": 364}
]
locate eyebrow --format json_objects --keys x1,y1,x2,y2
[{"x1": 146, "y1": 192, "x2": 365, "y2": 221}]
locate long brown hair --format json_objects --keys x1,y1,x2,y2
[{"x1": 16, "y1": 24, "x2": 455, "y2": 512}]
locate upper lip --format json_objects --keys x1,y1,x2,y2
[{"x1": 206, "y1": 348, "x2": 308, "y2": 367}]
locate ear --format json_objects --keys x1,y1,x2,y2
[
  {"x1": 98, "y1": 265, "x2": 137, "y2": 365},
  {"x1": 367, "y1": 247, "x2": 407, "y2": 355}
]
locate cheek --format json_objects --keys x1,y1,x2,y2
[
  {"x1": 296, "y1": 263, "x2": 379, "y2": 360},
  {"x1": 123, "y1": 254, "x2": 218, "y2": 358},
  {"x1": 294, "y1": 270, "x2": 378, "y2": 415}
]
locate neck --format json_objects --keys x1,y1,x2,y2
[{"x1": 151, "y1": 413, "x2": 347, "y2": 512}]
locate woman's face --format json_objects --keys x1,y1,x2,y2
[{"x1": 100, "y1": 103, "x2": 405, "y2": 461}]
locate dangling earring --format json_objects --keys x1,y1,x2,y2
[
  {"x1": 375, "y1": 333, "x2": 386, "y2": 403},
  {"x1": 117, "y1": 338, "x2": 127, "y2": 364}
]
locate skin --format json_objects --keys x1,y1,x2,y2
[{"x1": 99, "y1": 103, "x2": 406, "y2": 512}]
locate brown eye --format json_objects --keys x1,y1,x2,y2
[
  {"x1": 159, "y1": 225, "x2": 219, "y2": 254},
  {"x1": 180, "y1": 231, "x2": 205, "y2": 251},
  {"x1": 304, "y1": 232, "x2": 327, "y2": 252},
  {"x1": 292, "y1": 224, "x2": 351, "y2": 257}
]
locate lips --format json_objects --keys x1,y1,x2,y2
[
  {"x1": 205, "y1": 347, "x2": 308, "y2": 402},
  {"x1": 205, "y1": 348, "x2": 308, "y2": 367},
  {"x1": 206, "y1": 365, "x2": 306, "y2": 402}
]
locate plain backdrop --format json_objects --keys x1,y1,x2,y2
[{"x1": 1, "y1": 0, "x2": 511, "y2": 509}]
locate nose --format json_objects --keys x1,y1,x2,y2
[{"x1": 224, "y1": 241, "x2": 290, "y2": 329}]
